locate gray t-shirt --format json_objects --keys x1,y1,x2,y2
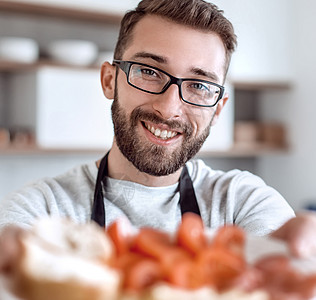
[{"x1": 0, "y1": 159, "x2": 295, "y2": 235}]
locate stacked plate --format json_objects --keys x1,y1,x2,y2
[
  {"x1": 46, "y1": 39, "x2": 98, "y2": 66},
  {"x1": 0, "y1": 37, "x2": 39, "y2": 63}
]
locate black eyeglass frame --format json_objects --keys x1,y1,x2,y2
[{"x1": 113, "y1": 59, "x2": 225, "y2": 108}]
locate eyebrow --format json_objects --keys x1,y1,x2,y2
[
  {"x1": 130, "y1": 52, "x2": 168, "y2": 64},
  {"x1": 191, "y1": 67, "x2": 220, "y2": 83},
  {"x1": 130, "y1": 51, "x2": 220, "y2": 83}
]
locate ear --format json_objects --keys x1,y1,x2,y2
[
  {"x1": 100, "y1": 62, "x2": 116, "y2": 99},
  {"x1": 211, "y1": 92, "x2": 229, "y2": 125}
]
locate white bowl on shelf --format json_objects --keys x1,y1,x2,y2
[
  {"x1": 47, "y1": 39, "x2": 98, "y2": 66},
  {"x1": 0, "y1": 37, "x2": 39, "y2": 63}
]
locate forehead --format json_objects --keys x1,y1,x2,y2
[{"x1": 122, "y1": 15, "x2": 227, "y2": 82}]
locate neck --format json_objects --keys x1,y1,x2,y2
[{"x1": 98, "y1": 142, "x2": 182, "y2": 187}]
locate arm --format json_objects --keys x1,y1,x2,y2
[
  {"x1": 0, "y1": 185, "x2": 51, "y2": 230},
  {"x1": 228, "y1": 171, "x2": 296, "y2": 236}
]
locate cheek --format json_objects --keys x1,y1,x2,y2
[
  {"x1": 186, "y1": 107, "x2": 215, "y2": 134},
  {"x1": 116, "y1": 79, "x2": 152, "y2": 113}
]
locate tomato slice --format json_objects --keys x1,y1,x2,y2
[
  {"x1": 195, "y1": 247, "x2": 246, "y2": 290},
  {"x1": 123, "y1": 258, "x2": 163, "y2": 292},
  {"x1": 254, "y1": 254, "x2": 290, "y2": 273},
  {"x1": 165, "y1": 257, "x2": 205, "y2": 289},
  {"x1": 224, "y1": 267, "x2": 264, "y2": 292},
  {"x1": 263, "y1": 269, "x2": 305, "y2": 299},
  {"x1": 176, "y1": 212, "x2": 207, "y2": 255},
  {"x1": 212, "y1": 225, "x2": 245, "y2": 257},
  {"x1": 300, "y1": 274, "x2": 316, "y2": 299},
  {"x1": 132, "y1": 227, "x2": 173, "y2": 260},
  {"x1": 106, "y1": 218, "x2": 135, "y2": 256},
  {"x1": 159, "y1": 247, "x2": 190, "y2": 272},
  {"x1": 111, "y1": 252, "x2": 143, "y2": 270},
  {"x1": 254, "y1": 254, "x2": 315, "y2": 299}
]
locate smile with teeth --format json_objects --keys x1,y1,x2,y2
[{"x1": 144, "y1": 123, "x2": 178, "y2": 140}]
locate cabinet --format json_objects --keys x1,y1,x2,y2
[{"x1": 0, "y1": 1, "x2": 291, "y2": 158}]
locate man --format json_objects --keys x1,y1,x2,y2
[{"x1": 0, "y1": 0, "x2": 315, "y2": 257}]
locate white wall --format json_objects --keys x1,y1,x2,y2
[
  {"x1": 16, "y1": 0, "x2": 140, "y2": 14},
  {"x1": 258, "y1": 0, "x2": 316, "y2": 210},
  {"x1": 211, "y1": 0, "x2": 292, "y2": 81}
]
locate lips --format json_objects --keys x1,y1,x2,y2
[{"x1": 144, "y1": 122, "x2": 179, "y2": 140}]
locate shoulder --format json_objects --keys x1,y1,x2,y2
[
  {"x1": 0, "y1": 162, "x2": 97, "y2": 228},
  {"x1": 186, "y1": 158, "x2": 258, "y2": 186},
  {"x1": 53, "y1": 161, "x2": 98, "y2": 190},
  {"x1": 12, "y1": 161, "x2": 97, "y2": 196},
  {"x1": 186, "y1": 158, "x2": 287, "y2": 199},
  {"x1": 185, "y1": 159, "x2": 295, "y2": 235}
]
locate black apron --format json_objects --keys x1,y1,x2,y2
[{"x1": 91, "y1": 152, "x2": 200, "y2": 227}]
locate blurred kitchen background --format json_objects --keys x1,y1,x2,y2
[{"x1": 0, "y1": 0, "x2": 315, "y2": 211}]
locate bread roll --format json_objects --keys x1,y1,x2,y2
[{"x1": 2, "y1": 218, "x2": 121, "y2": 300}]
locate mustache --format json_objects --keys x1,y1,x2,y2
[{"x1": 130, "y1": 107, "x2": 193, "y2": 136}]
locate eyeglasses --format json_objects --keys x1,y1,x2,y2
[{"x1": 113, "y1": 60, "x2": 224, "y2": 108}]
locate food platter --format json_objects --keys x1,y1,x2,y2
[{"x1": 0, "y1": 215, "x2": 316, "y2": 300}]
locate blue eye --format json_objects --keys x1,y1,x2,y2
[
  {"x1": 141, "y1": 68, "x2": 157, "y2": 76},
  {"x1": 191, "y1": 82, "x2": 209, "y2": 91},
  {"x1": 133, "y1": 66, "x2": 163, "y2": 82},
  {"x1": 187, "y1": 82, "x2": 211, "y2": 96}
]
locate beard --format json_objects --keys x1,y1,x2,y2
[{"x1": 111, "y1": 94, "x2": 213, "y2": 177}]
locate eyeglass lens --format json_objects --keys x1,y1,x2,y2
[{"x1": 128, "y1": 63, "x2": 221, "y2": 106}]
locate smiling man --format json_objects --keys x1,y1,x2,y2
[
  {"x1": 103, "y1": 14, "x2": 228, "y2": 185},
  {"x1": 2, "y1": 0, "x2": 316, "y2": 254}
]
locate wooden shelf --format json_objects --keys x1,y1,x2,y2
[
  {"x1": 0, "y1": 145, "x2": 105, "y2": 155},
  {"x1": 198, "y1": 143, "x2": 289, "y2": 158},
  {"x1": 231, "y1": 79, "x2": 292, "y2": 91},
  {"x1": 0, "y1": 0, "x2": 122, "y2": 24},
  {"x1": 0, "y1": 144, "x2": 288, "y2": 158},
  {"x1": 0, "y1": 59, "x2": 100, "y2": 72}
]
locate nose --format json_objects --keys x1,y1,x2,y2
[{"x1": 151, "y1": 83, "x2": 183, "y2": 119}]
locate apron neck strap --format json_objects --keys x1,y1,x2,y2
[
  {"x1": 91, "y1": 152, "x2": 200, "y2": 227},
  {"x1": 179, "y1": 165, "x2": 200, "y2": 216},
  {"x1": 91, "y1": 152, "x2": 109, "y2": 227}
]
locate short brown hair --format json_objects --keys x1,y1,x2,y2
[{"x1": 114, "y1": 0, "x2": 237, "y2": 78}]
